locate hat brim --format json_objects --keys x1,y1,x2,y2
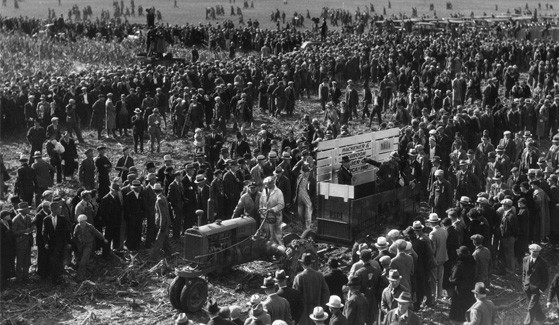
[
  {"x1": 309, "y1": 313, "x2": 329, "y2": 321},
  {"x1": 394, "y1": 298, "x2": 412, "y2": 303},
  {"x1": 374, "y1": 243, "x2": 388, "y2": 249},
  {"x1": 388, "y1": 276, "x2": 402, "y2": 281},
  {"x1": 326, "y1": 303, "x2": 343, "y2": 308}
]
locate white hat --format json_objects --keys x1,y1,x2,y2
[
  {"x1": 163, "y1": 155, "x2": 172, "y2": 161},
  {"x1": 77, "y1": 214, "x2": 88, "y2": 222},
  {"x1": 427, "y1": 213, "x2": 440, "y2": 223},
  {"x1": 374, "y1": 237, "x2": 388, "y2": 249},
  {"x1": 434, "y1": 169, "x2": 444, "y2": 176},
  {"x1": 529, "y1": 244, "x2": 542, "y2": 252},
  {"x1": 309, "y1": 306, "x2": 328, "y2": 321},
  {"x1": 326, "y1": 295, "x2": 343, "y2": 308}
]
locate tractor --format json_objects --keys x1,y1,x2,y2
[{"x1": 168, "y1": 213, "x2": 317, "y2": 313}]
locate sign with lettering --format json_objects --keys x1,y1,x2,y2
[{"x1": 316, "y1": 129, "x2": 400, "y2": 186}]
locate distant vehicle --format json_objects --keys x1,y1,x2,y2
[{"x1": 300, "y1": 41, "x2": 327, "y2": 50}]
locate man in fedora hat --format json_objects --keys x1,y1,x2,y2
[
  {"x1": 455, "y1": 159, "x2": 481, "y2": 202},
  {"x1": 31, "y1": 151, "x2": 55, "y2": 206},
  {"x1": 115, "y1": 147, "x2": 135, "y2": 183},
  {"x1": 99, "y1": 182, "x2": 124, "y2": 255},
  {"x1": 11, "y1": 202, "x2": 33, "y2": 282},
  {"x1": 275, "y1": 269, "x2": 303, "y2": 323},
  {"x1": 147, "y1": 107, "x2": 163, "y2": 153},
  {"x1": 324, "y1": 258, "x2": 348, "y2": 305},
  {"x1": 410, "y1": 220, "x2": 435, "y2": 309},
  {"x1": 426, "y1": 213, "x2": 448, "y2": 302},
  {"x1": 123, "y1": 180, "x2": 146, "y2": 250},
  {"x1": 14, "y1": 155, "x2": 37, "y2": 206},
  {"x1": 383, "y1": 291, "x2": 421, "y2": 325},
  {"x1": 131, "y1": 108, "x2": 145, "y2": 153},
  {"x1": 293, "y1": 252, "x2": 330, "y2": 325},
  {"x1": 381, "y1": 269, "x2": 409, "y2": 322},
  {"x1": 149, "y1": 183, "x2": 172, "y2": 261},
  {"x1": 389, "y1": 239, "x2": 414, "y2": 295},
  {"x1": 326, "y1": 295, "x2": 347, "y2": 325},
  {"x1": 43, "y1": 197, "x2": 72, "y2": 284},
  {"x1": 344, "y1": 276, "x2": 367, "y2": 325},
  {"x1": 261, "y1": 276, "x2": 292, "y2": 323},
  {"x1": 463, "y1": 282, "x2": 497, "y2": 325},
  {"x1": 337, "y1": 156, "x2": 353, "y2": 185},
  {"x1": 522, "y1": 244, "x2": 548, "y2": 325},
  {"x1": 309, "y1": 306, "x2": 329, "y2": 325}
]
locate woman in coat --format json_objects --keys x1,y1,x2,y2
[
  {"x1": 105, "y1": 93, "x2": 117, "y2": 138},
  {"x1": 60, "y1": 132, "x2": 78, "y2": 180},
  {"x1": 449, "y1": 246, "x2": 476, "y2": 324}
]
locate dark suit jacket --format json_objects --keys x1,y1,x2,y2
[
  {"x1": 324, "y1": 268, "x2": 349, "y2": 301},
  {"x1": 344, "y1": 291, "x2": 368, "y2": 325},
  {"x1": 277, "y1": 285, "x2": 304, "y2": 322},
  {"x1": 99, "y1": 193, "x2": 123, "y2": 228},
  {"x1": 124, "y1": 190, "x2": 146, "y2": 224},
  {"x1": 337, "y1": 166, "x2": 353, "y2": 185},
  {"x1": 42, "y1": 214, "x2": 72, "y2": 249},
  {"x1": 522, "y1": 256, "x2": 549, "y2": 293}
]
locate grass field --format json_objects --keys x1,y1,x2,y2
[{"x1": 2, "y1": 0, "x2": 559, "y2": 30}]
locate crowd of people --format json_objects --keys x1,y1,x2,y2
[{"x1": 3, "y1": 4, "x2": 559, "y2": 324}]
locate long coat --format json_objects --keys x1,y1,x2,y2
[
  {"x1": 124, "y1": 190, "x2": 146, "y2": 250},
  {"x1": 449, "y1": 255, "x2": 476, "y2": 322},
  {"x1": 78, "y1": 157, "x2": 95, "y2": 190},
  {"x1": 293, "y1": 268, "x2": 330, "y2": 325},
  {"x1": 105, "y1": 99, "x2": 116, "y2": 130},
  {"x1": 522, "y1": 256, "x2": 549, "y2": 323},
  {"x1": 90, "y1": 99, "x2": 105, "y2": 129}
]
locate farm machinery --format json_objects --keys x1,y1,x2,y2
[{"x1": 168, "y1": 214, "x2": 317, "y2": 312}]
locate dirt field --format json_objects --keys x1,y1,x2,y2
[{"x1": 2, "y1": 0, "x2": 559, "y2": 30}]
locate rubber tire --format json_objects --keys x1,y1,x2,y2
[
  {"x1": 180, "y1": 277, "x2": 209, "y2": 313},
  {"x1": 169, "y1": 276, "x2": 186, "y2": 311},
  {"x1": 282, "y1": 233, "x2": 300, "y2": 247},
  {"x1": 301, "y1": 229, "x2": 317, "y2": 242}
]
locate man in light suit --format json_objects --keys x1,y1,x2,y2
[
  {"x1": 261, "y1": 276, "x2": 292, "y2": 323},
  {"x1": 522, "y1": 244, "x2": 548, "y2": 325},
  {"x1": 42, "y1": 198, "x2": 72, "y2": 284},
  {"x1": 464, "y1": 282, "x2": 497, "y2": 325},
  {"x1": 259, "y1": 176, "x2": 284, "y2": 246},
  {"x1": 427, "y1": 213, "x2": 448, "y2": 301},
  {"x1": 293, "y1": 253, "x2": 330, "y2": 325},
  {"x1": 389, "y1": 239, "x2": 414, "y2": 294}
]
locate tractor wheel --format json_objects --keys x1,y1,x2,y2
[
  {"x1": 169, "y1": 276, "x2": 186, "y2": 311},
  {"x1": 301, "y1": 229, "x2": 317, "y2": 242},
  {"x1": 282, "y1": 233, "x2": 300, "y2": 247},
  {"x1": 180, "y1": 277, "x2": 209, "y2": 313},
  {"x1": 282, "y1": 239, "x2": 319, "y2": 280}
]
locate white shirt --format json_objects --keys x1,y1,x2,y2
[
  {"x1": 83, "y1": 94, "x2": 89, "y2": 104},
  {"x1": 52, "y1": 215, "x2": 57, "y2": 229}
]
